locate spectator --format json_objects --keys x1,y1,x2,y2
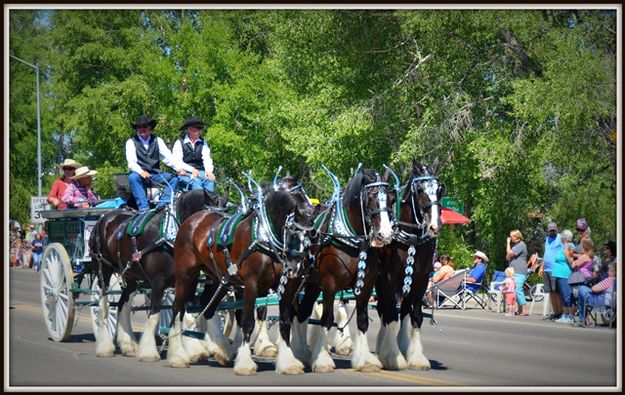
[
  {"x1": 48, "y1": 159, "x2": 81, "y2": 210},
  {"x1": 13, "y1": 238, "x2": 24, "y2": 268},
  {"x1": 172, "y1": 116, "x2": 216, "y2": 192},
  {"x1": 552, "y1": 230, "x2": 576, "y2": 324},
  {"x1": 21, "y1": 240, "x2": 33, "y2": 268},
  {"x1": 10, "y1": 231, "x2": 19, "y2": 267},
  {"x1": 571, "y1": 237, "x2": 595, "y2": 283},
  {"x1": 431, "y1": 261, "x2": 442, "y2": 279},
  {"x1": 426, "y1": 255, "x2": 455, "y2": 306},
  {"x1": 27, "y1": 225, "x2": 37, "y2": 243},
  {"x1": 465, "y1": 251, "x2": 488, "y2": 293},
  {"x1": 125, "y1": 114, "x2": 180, "y2": 212},
  {"x1": 575, "y1": 263, "x2": 616, "y2": 327},
  {"x1": 590, "y1": 240, "x2": 616, "y2": 286},
  {"x1": 502, "y1": 267, "x2": 517, "y2": 316},
  {"x1": 62, "y1": 166, "x2": 100, "y2": 208},
  {"x1": 32, "y1": 233, "x2": 45, "y2": 272},
  {"x1": 574, "y1": 218, "x2": 591, "y2": 253},
  {"x1": 539, "y1": 221, "x2": 564, "y2": 320},
  {"x1": 506, "y1": 230, "x2": 529, "y2": 316}
]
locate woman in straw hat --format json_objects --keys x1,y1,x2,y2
[
  {"x1": 47, "y1": 159, "x2": 81, "y2": 210},
  {"x1": 61, "y1": 166, "x2": 100, "y2": 209}
]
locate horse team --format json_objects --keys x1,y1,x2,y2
[{"x1": 88, "y1": 158, "x2": 444, "y2": 375}]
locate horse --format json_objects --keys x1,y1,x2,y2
[
  {"x1": 166, "y1": 181, "x2": 318, "y2": 375},
  {"x1": 375, "y1": 158, "x2": 444, "y2": 370},
  {"x1": 88, "y1": 187, "x2": 222, "y2": 361},
  {"x1": 288, "y1": 167, "x2": 395, "y2": 373}
]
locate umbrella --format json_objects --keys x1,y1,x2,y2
[{"x1": 441, "y1": 207, "x2": 470, "y2": 225}]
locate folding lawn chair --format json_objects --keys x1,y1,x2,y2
[
  {"x1": 486, "y1": 271, "x2": 507, "y2": 313},
  {"x1": 585, "y1": 283, "x2": 617, "y2": 328},
  {"x1": 433, "y1": 269, "x2": 469, "y2": 309},
  {"x1": 460, "y1": 273, "x2": 488, "y2": 309}
]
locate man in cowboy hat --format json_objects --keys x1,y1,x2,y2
[
  {"x1": 125, "y1": 114, "x2": 180, "y2": 212},
  {"x1": 171, "y1": 116, "x2": 216, "y2": 191},
  {"x1": 465, "y1": 250, "x2": 489, "y2": 293},
  {"x1": 47, "y1": 158, "x2": 82, "y2": 209},
  {"x1": 61, "y1": 166, "x2": 100, "y2": 208}
]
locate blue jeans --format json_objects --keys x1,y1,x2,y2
[
  {"x1": 514, "y1": 273, "x2": 527, "y2": 306},
  {"x1": 128, "y1": 171, "x2": 179, "y2": 212},
  {"x1": 32, "y1": 251, "x2": 43, "y2": 272},
  {"x1": 555, "y1": 277, "x2": 573, "y2": 307},
  {"x1": 178, "y1": 170, "x2": 215, "y2": 191}
]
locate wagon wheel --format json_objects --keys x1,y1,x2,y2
[
  {"x1": 40, "y1": 243, "x2": 76, "y2": 342},
  {"x1": 90, "y1": 273, "x2": 123, "y2": 339}
]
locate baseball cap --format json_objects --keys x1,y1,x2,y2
[
  {"x1": 547, "y1": 222, "x2": 558, "y2": 232},
  {"x1": 576, "y1": 218, "x2": 588, "y2": 231}
]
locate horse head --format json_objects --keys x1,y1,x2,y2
[
  {"x1": 344, "y1": 168, "x2": 394, "y2": 248},
  {"x1": 408, "y1": 157, "x2": 445, "y2": 239}
]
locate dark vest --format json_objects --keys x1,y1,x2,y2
[
  {"x1": 180, "y1": 138, "x2": 204, "y2": 171},
  {"x1": 132, "y1": 135, "x2": 160, "y2": 173}
]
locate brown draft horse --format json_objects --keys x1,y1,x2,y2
[
  {"x1": 288, "y1": 167, "x2": 395, "y2": 373},
  {"x1": 375, "y1": 158, "x2": 444, "y2": 370},
  {"x1": 167, "y1": 182, "x2": 318, "y2": 375},
  {"x1": 89, "y1": 188, "x2": 221, "y2": 360}
]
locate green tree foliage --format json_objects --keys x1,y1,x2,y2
[{"x1": 9, "y1": 9, "x2": 616, "y2": 269}]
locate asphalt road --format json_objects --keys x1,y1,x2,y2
[{"x1": 6, "y1": 267, "x2": 620, "y2": 390}]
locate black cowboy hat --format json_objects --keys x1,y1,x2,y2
[
  {"x1": 132, "y1": 114, "x2": 157, "y2": 129},
  {"x1": 179, "y1": 116, "x2": 206, "y2": 131}
]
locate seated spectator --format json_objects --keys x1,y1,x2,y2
[
  {"x1": 575, "y1": 263, "x2": 616, "y2": 327},
  {"x1": 62, "y1": 166, "x2": 100, "y2": 208},
  {"x1": 47, "y1": 159, "x2": 81, "y2": 210},
  {"x1": 465, "y1": 251, "x2": 488, "y2": 293},
  {"x1": 431, "y1": 261, "x2": 442, "y2": 279},
  {"x1": 571, "y1": 237, "x2": 595, "y2": 283},
  {"x1": 590, "y1": 240, "x2": 616, "y2": 286},
  {"x1": 426, "y1": 255, "x2": 455, "y2": 306}
]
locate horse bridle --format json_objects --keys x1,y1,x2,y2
[
  {"x1": 395, "y1": 174, "x2": 443, "y2": 244},
  {"x1": 359, "y1": 176, "x2": 392, "y2": 242}
]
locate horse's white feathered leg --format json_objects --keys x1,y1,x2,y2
[
  {"x1": 397, "y1": 314, "x2": 412, "y2": 356},
  {"x1": 310, "y1": 326, "x2": 335, "y2": 373},
  {"x1": 291, "y1": 318, "x2": 311, "y2": 364},
  {"x1": 116, "y1": 296, "x2": 138, "y2": 357},
  {"x1": 95, "y1": 297, "x2": 116, "y2": 358},
  {"x1": 137, "y1": 312, "x2": 161, "y2": 362},
  {"x1": 233, "y1": 341, "x2": 257, "y2": 376},
  {"x1": 275, "y1": 331, "x2": 305, "y2": 375},
  {"x1": 205, "y1": 315, "x2": 233, "y2": 366},
  {"x1": 401, "y1": 315, "x2": 430, "y2": 370},
  {"x1": 333, "y1": 301, "x2": 353, "y2": 355},
  {"x1": 377, "y1": 321, "x2": 407, "y2": 370},
  {"x1": 351, "y1": 329, "x2": 382, "y2": 372},
  {"x1": 182, "y1": 312, "x2": 209, "y2": 362},
  {"x1": 167, "y1": 312, "x2": 191, "y2": 368},
  {"x1": 254, "y1": 318, "x2": 277, "y2": 357}
]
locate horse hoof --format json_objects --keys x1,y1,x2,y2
[
  {"x1": 260, "y1": 346, "x2": 278, "y2": 358},
  {"x1": 213, "y1": 352, "x2": 230, "y2": 366},
  {"x1": 333, "y1": 346, "x2": 353, "y2": 356},
  {"x1": 122, "y1": 350, "x2": 137, "y2": 358},
  {"x1": 313, "y1": 364, "x2": 334, "y2": 373},
  {"x1": 138, "y1": 354, "x2": 161, "y2": 362},
  {"x1": 408, "y1": 363, "x2": 431, "y2": 371},
  {"x1": 169, "y1": 358, "x2": 190, "y2": 368},
  {"x1": 281, "y1": 366, "x2": 304, "y2": 375},
  {"x1": 360, "y1": 364, "x2": 382, "y2": 373},
  {"x1": 234, "y1": 367, "x2": 257, "y2": 376},
  {"x1": 96, "y1": 351, "x2": 115, "y2": 358}
]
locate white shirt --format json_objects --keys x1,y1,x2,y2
[
  {"x1": 171, "y1": 135, "x2": 214, "y2": 174},
  {"x1": 125, "y1": 134, "x2": 179, "y2": 174}
]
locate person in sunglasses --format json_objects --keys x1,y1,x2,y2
[{"x1": 47, "y1": 159, "x2": 81, "y2": 210}]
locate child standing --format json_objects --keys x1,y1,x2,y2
[{"x1": 503, "y1": 267, "x2": 517, "y2": 316}]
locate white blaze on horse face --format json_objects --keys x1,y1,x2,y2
[
  {"x1": 425, "y1": 180, "x2": 440, "y2": 234},
  {"x1": 376, "y1": 188, "x2": 393, "y2": 244}
]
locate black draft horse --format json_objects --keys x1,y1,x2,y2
[
  {"x1": 289, "y1": 168, "x2": 395, "y2": 373},
  {"x1": 375, "y1": 158, "x2": 444, "y2": 370},
  {"x1": 89, "y1": 188, "x2": 221, "y2": 360},
  {"x1": 167, "y1": 185, "x2": 318, "y2": 375}
]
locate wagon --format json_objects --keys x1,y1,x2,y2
[{"x1": 39, "y1": 207, "x2": 176, "y2": 342}]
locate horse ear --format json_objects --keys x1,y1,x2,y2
[
  {"x1": 412, "y1": 158, "x2": 423, "y2": 176},
  {"x1": 431, "y1": 156, "x2": 441, "y2": 175}
]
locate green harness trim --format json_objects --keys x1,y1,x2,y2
[
  {"x1": 126, "y1": 210, "x2": 157, "y2": 237},
  {"x1": 217, "y1": 211, "x2": 252, "y2": 247}
]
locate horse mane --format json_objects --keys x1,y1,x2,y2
[
  {"x1": 116, "y1": 185, "x2": 138, "y2": 211},
  {"x1": 343, "y1": 168, "x2": 377, "y2": 206},
  {"x1": 264, "y1": 190, "x2": 299, "y2": 234},
  {"x1": 176, "y1": 189, "x2": 221, "y2": 222}
]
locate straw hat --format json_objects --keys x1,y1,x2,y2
[
  {"x1": 56, "y1": 159, "x2": 81, "y2": 170},
  {"x1": 473, "y1": 250, "x2": 489, "y2": 263},
  {"x1": 71, "y1": 166, "x2": 98, "y2": 180}
]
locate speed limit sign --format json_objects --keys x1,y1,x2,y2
[{"x1": 31, "y1": 196, "x2": 49, "y2": 224}]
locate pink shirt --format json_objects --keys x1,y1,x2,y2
[
  {"x1": 503, "y1": 277, "x2": 516, "y2": 294},
  {"x1": 61, "y1": 182, "x2": 99, "y2": 206}
]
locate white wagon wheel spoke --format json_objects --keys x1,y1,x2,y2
[{"x1": 40, "y1": 243, "x2": 75, "y2": 342}]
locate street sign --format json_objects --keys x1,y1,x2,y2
[
  {"x1": 441, "y1": 196, "x2": 464, "y2": 214},
  {"x1": 31, "y1": 196, "x2": 49, "y2": 224}
]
